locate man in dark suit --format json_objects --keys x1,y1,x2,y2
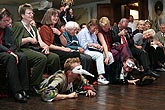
[
  {"x1": 108, "y1": 57, "x2": 157, "y2": 85},
  {"x1": 112, "y1": 18, "x2": 160, "y2": 78},
  {"x1": 0, "y1": 8, "x2": 29, "y2": 103}
]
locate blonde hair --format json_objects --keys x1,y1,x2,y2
[
  {"x1": 18, "y1": 3, "x2": 33, "y2": 18},
  {"x1": 41, "y1": 8, "x2": 59, "y2": 25},
  {"x1": 64, "y1": 57, "x2": 80, "y2": 73},
  {"x1": 99, "y1": 17, "x2": 110, "y2": 27},
  {"x1": 137, "y1": 20, "x2": 145, "y2": 29}
]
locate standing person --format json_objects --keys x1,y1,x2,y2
[
  {"x1": 12, "y1": 3, "x2": 60, "y2": 94},
  {"x1": 59, "y1": 4, "x2": 75, "y2": 24},
  {"x1": 77, "y1": 18, "x2": 114, "y2": 85},
  {"x1": 0, "y1": 8, "x2": 29, "y2": 103},
  {"x1": 39, "y1": 8, "x2": 80, "y2": 69},
  {"x1": 40, "y1": 57, "x2": 96, "y2": 102},
  {"x1": 128, "y1": 15, "x2": 137, "y2": 32},
  {"x1": 63, "y1": 21, "x2": 92, "y2": 71}
]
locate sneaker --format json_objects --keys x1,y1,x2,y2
[
  {"x1": 98, "y1": 77, "x2": 109, "y2": 85},
  {"x1": 41, "y1": 86, "x2": 56, "y2": 102},
  {"x1": 155, "y1": 68, "x2": 165, "y2": 72}
]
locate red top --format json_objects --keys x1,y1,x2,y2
[
  {"x1": 39, "y1": 25, "x2": 54, "y2": 46},
  {"x1": 0, "y1": 29, "x2": 4, "y2": 44}
]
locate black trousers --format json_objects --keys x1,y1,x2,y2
[
  {"x1": 80, "y1": 53, "x2": 92, "y2": 71},
  {"x1": 130, "y1": 46, "x2": 150, "y2": 71},
  {"x1": 0, "y1": 52, "x2": 29, "y2": 94},
  {"x1": 51, "y1": 50, "x2": 80, "y2": 69},
  {"x1": 145, "y1": 46, "x2": 165, "y2": 68}
]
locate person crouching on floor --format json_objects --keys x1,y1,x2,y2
[
  {"x1": 39, "y1": 57, "x2": 96, "y2": 102},
  {"x1": 109, "y1": 57, "x2": 158, "y2": 85}
]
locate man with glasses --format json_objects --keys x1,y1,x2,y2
[{"x1": 0, "y1": 8, "x2": 29, "y2": 103}]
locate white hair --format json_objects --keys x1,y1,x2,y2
[{"x1": 65, "y1": 21, "x2": 79, "y2": 31}]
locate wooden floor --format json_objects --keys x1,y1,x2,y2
[{"x1": 0, "y1": 72, "x2": 165, "y2": 110}]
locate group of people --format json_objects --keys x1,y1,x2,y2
[{"x1": 0, "y1": 3, "x2": 162, "y2": 103}]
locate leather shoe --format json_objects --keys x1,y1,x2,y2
[
  {"x1": 146, "y1": 70, "x2": 160, "y2": 78},
  {"x1": 27, "y1": 86, "x2": 40, "y2": 96},
  {"x1": 21, "y1": 91, "x2": 30, "y2": 99},
  {"x1": 14, "y1": 93, "x2": 27, "y2": 103}
]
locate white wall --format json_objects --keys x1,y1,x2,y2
[{"x1": 73, "y1": 0, "x2": 111, "y2": 23}]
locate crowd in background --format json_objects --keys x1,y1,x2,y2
[{"x1": 0, "y1": 3, "x2": 164, "y2": 103}]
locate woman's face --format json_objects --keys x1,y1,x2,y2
[
  {"x1": 145, "y1": 22, "x2": 151, "y2": 30},
  {"x1": 68, "y1": 28, "x2": 77, "y2": 36},
  {"x1": 101, "y1": 24, "x2": 111, "y2": 32},
  {"x1": 138, "y1": 21, "x2": 145, "y2": 31},
  {"x1": 22, "y1": 9, "x2": 34, "y2": 22},
  {"x1": 51, "y1": 13, "x2": 59, "y2": 25}
]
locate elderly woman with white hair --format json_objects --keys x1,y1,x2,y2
[{"x1": 63, "y1": 21, "x2": 92, "y2": 72}]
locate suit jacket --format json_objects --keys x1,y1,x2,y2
[
  {"x1": 154, "y1": 31, "x2": 165, "y2": 46},
  {"x1": 0, "y1": 27, "x2": 16, "y2": 52},
  {"x1": 112, "y1": 26, "x2": 134, "y2": 47},
  {"x1": 108, "y1": 61, "x2": 133, "y2": 84}
]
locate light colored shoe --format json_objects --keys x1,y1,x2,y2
[
  {"x1": 155, "y1": 68, "x2": 165, "y2": 72},
  {"x1": 98, "y1": 77, "x2": 109, "y2": 85}
]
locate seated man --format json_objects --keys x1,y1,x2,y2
[
  {"x1": 77, "y1": 18, "x2": 114, "y2": 85},
  {"x1": 39, "y1": 57, "x2": 96, "y2": 102},
  {"x1": 0, "y1": 8, "x2": 29, "y2": 103},
  {"x1": 108, "y1": 57, "x2": 157, "y2": 85}
]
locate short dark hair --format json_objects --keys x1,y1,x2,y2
[
  {"x1": 0, "y1": 8, "x2": 11, "y2": 20},
  {"x1": 80, "y1": 23, "x2": 86, "y2": 29}
]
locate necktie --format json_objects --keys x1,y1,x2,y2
[{"x1": 121, "y1": 36, "x2": 127, "y2": 44}]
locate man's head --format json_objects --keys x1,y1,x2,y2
[
  {"x1": 64, "y1": 57, "x2": 94, "y2": 82},
  {"x1": 0, "y1": 8, "x2": 11, "y2": 29},
  {"x1": 87, "y1": 18, "x2": 99, "y2": 34},
  {"x1": 118, "y1": 18, "x2": 129, "y2": 30},
  {"x1": 159, "y1": 24, "x2": 165, "y2": 33},
  {"x1": 128, "y1": 15, "x2": 134, "y2": 22},
  {"x1": 64, "y1": 57, "x2": 81, "y2": 82},
  {"x1": 123, "y1": 57, "x2": 136, "y2": 73}
]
